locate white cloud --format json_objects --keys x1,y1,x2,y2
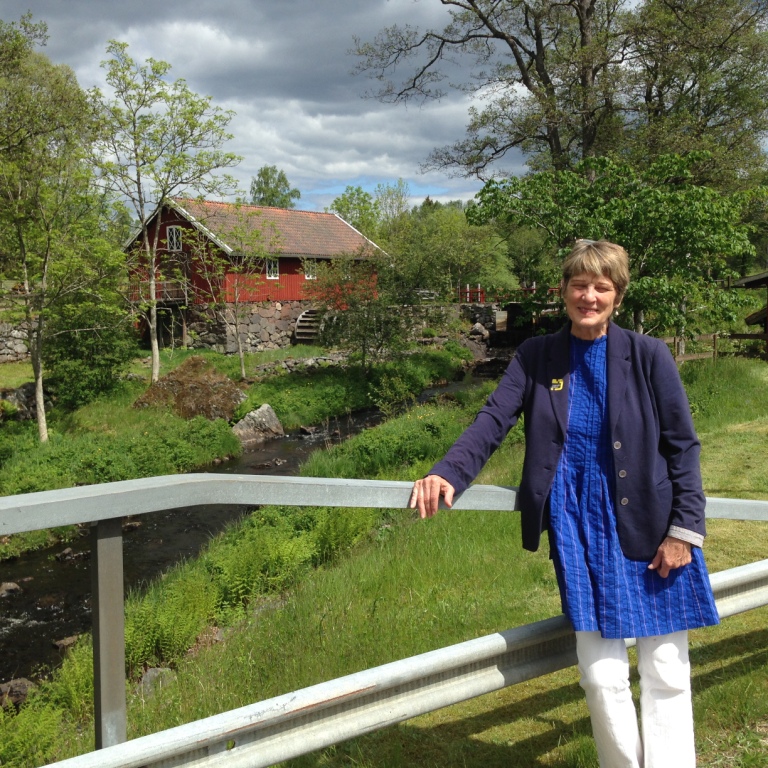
[{"x1": 5, "y1": 0, "x2": 525, "y2": 210}]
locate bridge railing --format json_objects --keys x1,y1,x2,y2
[{"x1": 1, "y1": 476, "x2": 767, "y2": 768}]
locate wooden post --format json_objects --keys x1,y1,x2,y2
[
  {"x1": 713, "y1": 333, "x2": 718, "y2": 361},
  {"x1": 91, "y1": 518, "x2": 127, "y2": 748}
]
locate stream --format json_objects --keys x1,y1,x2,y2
[{"x1": 0, "y1": 375, "x2": 489, "y2": 684}]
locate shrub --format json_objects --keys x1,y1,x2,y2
[
  {"x1": 43, "y1": 302, "x2": 139, "y2": 410},
  {"x1": 125, "y1": 566, "x2": 218, "y2": 674}
]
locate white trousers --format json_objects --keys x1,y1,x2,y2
[{"x1": 575, "y1": 630, "x2": 695, "y2": 768}]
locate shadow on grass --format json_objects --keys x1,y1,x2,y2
[{"x1": 288, "y1": 626, "x2": 768, "y2": 768}]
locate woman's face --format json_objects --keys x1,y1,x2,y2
[{"x1": 562, "y1": 272, "x2": 620, "y2": 340}]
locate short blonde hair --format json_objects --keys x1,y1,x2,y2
[{"x1": 562, "y1": 239, "x2": 630, "y2": 301}]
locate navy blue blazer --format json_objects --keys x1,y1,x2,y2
[{"x1": 431, "y1": 322, "x2": 706, "y2": 560}]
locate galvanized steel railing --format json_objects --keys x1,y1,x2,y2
[{"x1": 1, "y1": 476, "x2": 767, "y2": 767}]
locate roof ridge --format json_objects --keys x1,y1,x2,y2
[{"x1": 173, "y1": 197, "x2": 338, "y2": 217}]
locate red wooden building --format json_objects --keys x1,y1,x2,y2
[
  {"x1": 127, "y1": 198, "x2": 379, "y2": 303},
  {"x1": 125, "y1": 198, "x2": 381, "y2": 350}
]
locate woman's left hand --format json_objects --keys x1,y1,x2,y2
[{"x1": 647, "y1": 536, "x2": 692, "y2": 578}]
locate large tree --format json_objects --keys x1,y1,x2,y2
[
  {"x1": 96, "y1": 41, "x2": 241, "y2": 382},
  {"x1": 326, "y1": 185, "x2": 381, "y2": 239},
  {"x1": 0, "y1": 15, "x2": 50, "y2": 157},
  {"x1": 0, "y1": 20, "x2": 124, "y2": 441},
  {"x1": 470, "y1": 153, "x2": 760, "y2": 335},
  {"x1": 249, "y1": 164, "x2": 301, "y2": 208},
  {"x1": 355, "y1": 0, "x2": 768, "y2": 181},
  {"x1": 624, "y1": 0, "x2": 768, "y2": 187},
  {"x1": 385, "y1": 198, "x2": 512, "y2": 301}
]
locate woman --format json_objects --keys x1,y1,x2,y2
[{"x1": 409, "y1": 240, "x2": 719, "y2": 768}]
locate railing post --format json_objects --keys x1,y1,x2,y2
[{"x1": 91, "y1": 518, "x2": 127, "y2": 748}]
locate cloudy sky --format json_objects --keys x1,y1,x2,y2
[{"x1": 3, "y1": 0, "x2": 527, "y2": 211}]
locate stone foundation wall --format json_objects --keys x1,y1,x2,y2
[
  {"x1": 187, "y1": 301, "x2": 314, "y2": 353},
  {"x1": 0, "y1": 322, "x2": 30, "y2": 362},
  {"x1": 460, "y1": 303, "x2": 500, "y2": 329}
]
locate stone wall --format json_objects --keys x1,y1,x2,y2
[
  {"x1": 0, "y1": 322, "x2": 29, "y2": 362},
  {"x1": 460, "y1": 303, "x2": 500, "y2": 329},
  {"x1": 181, "y1": 302, "x2": 471, "y2": 353},
  {"x1": 187, "y1": 301, "x2": 314, "y2": 353},
  {"x1": 0, "y1": 303, "x2": 489, "y2": 361}
]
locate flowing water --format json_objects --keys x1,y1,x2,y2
[{"x1": 0, "y1": 374, "x2": 490, "y2": 683}]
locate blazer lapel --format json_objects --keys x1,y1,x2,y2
[
  {"x1": 548, "y1": 325, "x2": 571, "y2": 438},
  {"x1": 607, "y1": 323, "x2": 631, "y2": 434}
]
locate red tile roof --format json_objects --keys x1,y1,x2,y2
[{"x1": 171, "y1": 198, "x2": 379, "y2": 259}]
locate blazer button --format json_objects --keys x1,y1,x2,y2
[
  {"x1": 618, "y1": 469, "x2": 627, "y2": 478},
  {"x1": 613, "y1": 441, "x2": 622, "y2": 450},
  {"x1": 620, "y1": 497, "x2": 629, "y2": 506}
]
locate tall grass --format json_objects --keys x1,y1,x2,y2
[
  {"x1": 681, "y1": 356, "x2": 768, "y2": 434},
  {"x1": 682, "y1": 357, "x2": 768, "y2": 500},
  {"x1": 236, "y1": 348, "x2": 471, "y2": 429}
]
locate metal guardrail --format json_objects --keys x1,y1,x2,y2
[
  {"x1": 0, "y1": 477, "x2": 766, "y2": 767},
  {"x1": 43, "y1": 559, "x2": 768, "y2": 768}
]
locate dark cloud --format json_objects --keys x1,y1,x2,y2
[{"x1": 2, "y1": 0, "x2": 525, "y2": 209}]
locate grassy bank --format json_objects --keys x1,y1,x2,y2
[
  {"x1": 0, "y1": 344, "x2": 471, "y2": 560},
  {"x1": 2, "y1": 356, "x2": 768, "y2": 767}
]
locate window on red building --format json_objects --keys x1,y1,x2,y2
[{"x1": 167, "y1": 226, "x2": 182, "y2": 251}]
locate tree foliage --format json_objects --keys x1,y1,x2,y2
[
  {"x1": 0, "y1": 14, "x2": 53, "y2": 157},
  {"x1": 355, "y1": 0, "x2": 768, "y2": 182},
  {"x1": 0, "y1": 19, "x2": 125, "y2": 440},
  {"x1": 43, "y1": 299, "x2": 139, "y2": 410},
  {"x1": 385, "y1": 198, "x2": 513, "y2": 300},
  {"x1": 305, "y1": 253, "x2": 411, "y2": 372},
  {"x1": 249, "y1": 164, "x2": 301, "y2": 208},
  {"x1": 470, "y1": 153, "x2": 761, "y2": 334},
  {"x1": 326, "y1": 185, "x2": 380, "y2": 238},
  {"x1": 96, "y1": 40, "x2": 241, "y2": 382}
]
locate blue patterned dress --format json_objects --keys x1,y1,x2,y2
[{"x1": 549, "y1": 335, "x2": 719, "y2": 639}]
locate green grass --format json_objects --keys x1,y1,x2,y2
[
  {"x1": 3, "y1": 355, "x2": 768, "y2": 767},
  {"x1": 124, "y1": 345, "x2": 329, "y2": 382},
  {"x1": 681, "y1": 357, "x2": 768, "y2": 500},
  {"x1": 0, "y1": 360, "x2": 33, "y2": 389},
  {"x1": 236, "y1": 348, "x2": 469, "y2": 430}
]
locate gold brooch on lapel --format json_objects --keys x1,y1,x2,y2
[{"x1": 550, "y1": 378, "x2": 564, "y2": 391}]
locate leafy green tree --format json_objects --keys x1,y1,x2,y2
[
  {"x1": 355, "y1": 0, "x2": 768, "y2": 181},
  {"x1": 305, "y1": 253, "x2": 411, "y2": 372},
  {"x1": 96, "y1": 40, "x2": 241, "y2": 383},
  {"x1": 505, "y1": 226, "x2": 554, "y2": 290},
  {"x1": 374, "y1": 178, "x2": 411, "y2": 232},
  {"x1": 43, "y1": 299, "x2": 139, "y2": 410},
  {"x1": 624, "y1": 0, "x2": 768, "y2": 188},
  {"x1": 327, "y1": 185, "x2": 381, "y2": 239},
  {"x1": 471, "y1": 153, "x2": 760, "y2": 335},
  {"x1": 0, "y1": 21, "x2": 124, "y2": 441},
  {"x1": 386, "y1": 199, "x2": 512, "y2": 301},
  {"x1": 0, "y1": 14, "x2": 49, "y2": 157},
  {"x1": 249, "y1": 164, "x2": 301, "y2": 208}
]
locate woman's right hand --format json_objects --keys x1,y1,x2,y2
[{"x1": 408, "y1": 474, "x2": 455, "y2": 519}]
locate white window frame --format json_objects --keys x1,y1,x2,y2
[
  {"x1": 266, "y1": 258, "x2": 280, "y2": 280},
  {"x1": 304, "y1": 259, "x2": 317, "y2": 280},
  {"x1": 167, "y1": 226, "x2": 182, "y2": 252}
]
